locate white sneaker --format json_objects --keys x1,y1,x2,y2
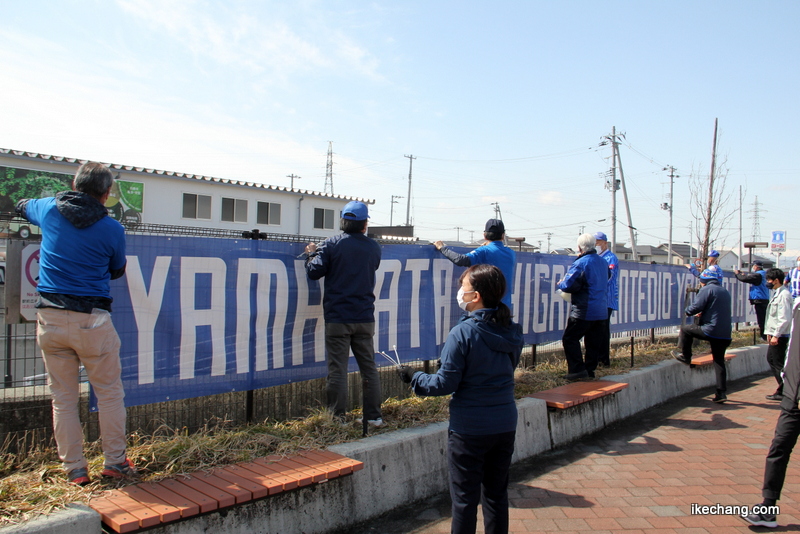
[{"x1": 356, "y1": 417, "x2": 385, "y2": 428}]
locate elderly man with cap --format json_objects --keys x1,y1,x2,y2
[
  {"x1": 735, "y1": 260, "x2": 770, "y2": 341},
  {"x1": 594, "y1": 232, "x2": 618, "y2": 367},
  {"x1": 305, "y1": 201, "x2": 384, "y2": 426},
  {"x1": 434, "y1": 219, "x2": 516, "y2": 307},
  {"x1": 673, "y1": 268, "x2": 733, "y2": 403}
]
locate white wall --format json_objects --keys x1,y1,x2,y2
[{"x1": 0, "y1": 152, "x2": 368, "y2": 239}]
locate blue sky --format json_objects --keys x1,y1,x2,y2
[{"x1": 1, "y1": 1, "x2": 798, "y2": 261}]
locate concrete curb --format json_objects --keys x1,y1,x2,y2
[{"x1": 1, "y1": 345, "x2": 768, "y2": 534}]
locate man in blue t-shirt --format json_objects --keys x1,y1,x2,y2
[
  {"x1": 15, "y1": 162, "x2": 133, "y2": 486},
  {"x1": 433, "y1": 219, "x2": 516, "y2": 308}
]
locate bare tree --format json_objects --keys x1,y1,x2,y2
[{"x1": 688, "y1": 119, "x2": 736, "y2": 267}]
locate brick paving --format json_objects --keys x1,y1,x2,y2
[{"x1": 351, "y1": 373, "x2": 800, "y2": 533}]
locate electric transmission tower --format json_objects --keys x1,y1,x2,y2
[
  {"x1": 748, "y1": 196, "x2": 766, "y2": 242},
  {"x1": 324, "y1": 142, "x2": 334, "y2": 195}
]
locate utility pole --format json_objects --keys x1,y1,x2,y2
[
  {"x1": 738, "y1": 186, "x2": 743, "y2": 269},
  {"x1": 469, "y1": 230, "x2": 475, "y2": 243},
  {"x1": 454, "y1": 226, "x2": 463, "y2": 242},
  {"x1": 661, "y1": 166, "x2": 677, "y2": 265},
  {"x1": 579, "y1": 225, "x2": 585, "y2": 235},
  {"x1": 545, "y1": 232, "x2": 553, "y2": 254},
  {"x1": 390, "y1": 195, "x2": 403, "y2": 227},
  {"x1": 608, "y1": 127, "x2": 639, "y2": 261},
  {"x1": 287, "y1": 174, "x2": 301, "y2": 189},
  {"x1": 325, "y1": 142, "x2": 334, "y2": 195},
  {"x1": 491, "y1": 202, "x2": 503, "y2": 220},
  {"x1": 404, "y1": 154, "x2": 415, "y2": 225},
  {"x1": 602, "y1": 167, "x2": 618, "y2": 251}
]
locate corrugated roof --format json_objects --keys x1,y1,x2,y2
[{"x1": 0, "y1": 148, "x2": 374, "y2": 204}]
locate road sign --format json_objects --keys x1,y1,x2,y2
[{"x1": 771, "y1": 231, "x2": 786, "y2": 253}]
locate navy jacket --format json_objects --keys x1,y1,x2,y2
[
  {"x1": 686, "y1": 279, "x2": 732, "y2": 339},
  {"x1": 411, "y1": 308, "x2": 524, "y2": 435},
  {"x1": 558, "y1": 249, "x2": 609, "y2": 321},
  {"x1": 305, "y1": 232, "x2": 381, "y2": 323}
]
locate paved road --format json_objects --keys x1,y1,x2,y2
[{"x1": 346, "y1": 373, "x2": 800, "y2": 533}]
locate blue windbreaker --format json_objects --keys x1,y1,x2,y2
[
  {"x1": 599, "y1": 248, "x2": 619, "y2": 311},
  {"x1": 558, "y1": 250, "x2": 609, "y2": 321}
]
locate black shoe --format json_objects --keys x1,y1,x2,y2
[
  {"x1": 564, "y1": 370, "x2": 589, "y2": 381},
  {"x1": 712, "y1": 393, "x2": 727, "y2": 404},
  {"x1": 742, "y1": 505, "x2": 777, "y2": 528},
  {"x1": 587, "y1": 371, "x2": 596, "y2": 379},
  {"x1": 766, "y1": 393, "x2": 783, "y2": 401},
  {"x1": 671, "y1": 350, "x2": 691, "y2": 365}
]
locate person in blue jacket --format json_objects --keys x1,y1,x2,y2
[
  {"x1": 735, "y1": 259, "x2": 770, "y2": 340},
  {"x1": 557, "y1": 233, "x2": 609, "y2": 381},
  {"x1": 687, "y1": 249, "x2": 724, "y2": 282},
  {"x1": 304, "y1": 201, "x2": 384, "y2": 426},
  {"x1": 672, "y1": 269, "x2": 732, "y2": 403},
  {"x1": 397, "y1": 264, "x2": 523, "y2": 534},
  {"x1": 594, "y1": 231, "x2": 619, "y2": 367},
  {"x1": 15, "y1": 162, "x2": 134, "y2": 485},
  {"x1": 434, "y1": 219, "x2": 516, "y2": 308}
]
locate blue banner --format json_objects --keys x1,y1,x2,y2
[{"x1": 102, "y1": 236, "x2": 753, "y2": 408}]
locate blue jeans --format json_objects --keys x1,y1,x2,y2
[{"x1": 448, "y1": 430, "x2": 516, "y2": 534}]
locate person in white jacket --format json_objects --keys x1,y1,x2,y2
[{"x1": 764, "y1": 268, "x2": 794, "y2": 401}]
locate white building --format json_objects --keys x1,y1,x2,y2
[{"x1": 0, "y1": 148, "x2": 372, "y2": 239}]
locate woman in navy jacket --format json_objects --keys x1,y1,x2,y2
[{"x1": 398, "y1": 264, "x2": 524, "y2": 534}]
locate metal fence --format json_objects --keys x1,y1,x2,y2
[{"x1": 0, "y1": 223, "x2": 694, "y2": 455}]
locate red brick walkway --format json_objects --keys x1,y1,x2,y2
[{"x1": 354, "y1": 374, "x2": 800, "y2": 533}]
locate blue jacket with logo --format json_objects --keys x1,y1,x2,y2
[
  {"x1": 411, "y1": 308, "x2": 524, "y2": 435},
  {"x1": 734, "y1": 269, "x2": 769, "y2": 301},
  {"x1": 558, "y1": 249, "x2": 609, "y2": 321},
  {"x1": 305, "y1": 232, "x2": 381, "y2": 323}
]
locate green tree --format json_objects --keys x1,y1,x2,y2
[{"x1": 0, "y1": 167, "x2": 72, "y2": 213}]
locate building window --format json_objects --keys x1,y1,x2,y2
[
  {"x1": 221, "y1": 198, "x2": 248, "y2": 223},
  {"x1": 182, "y1": 193, "x2": 211, "y2": 220},
  {"x1": 314, "y1": 208, "x2": 334, "y2": 230},
  {"x1": 257, "y1": 202, "x2": 281, "y2": 225}
]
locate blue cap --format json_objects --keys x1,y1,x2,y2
[
  {"x1": 341, "y1": 201, "x2": 369, "y2": 221},
  {"x1": 699, "y1": 269, "x2": 716, "y2": 280},
  {"x1": 594, "y1": 231, "x2": 608, "y2": 241},
  {"x1": 708, "y1": 250, "x2": 719, "y2": 258}
]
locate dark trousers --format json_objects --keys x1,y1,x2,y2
[
  {"x1": 562, "y1": 317, "x2": 605, "y2": 375},
  {"x1": 677, "y1": 324, "x2": 731, "y2": 393},
  {"x1": 767, "y1": 337, "x2": 789, "y2": 395},
  {"x1": 754, "y1": 301, "x2": 768, "y2": 340},
  {"x1": 324, "y1": 322, "x2": 382, "y2": 420},
  {"x1": 448, "y1": 430, "x2": 516, "y2": 534},
  {"x1": 598, "y1": 308, "x2": 614, "y2": 366},
  {"x1": 763, "y1": 408, "x2": 800, "y2": 500}
]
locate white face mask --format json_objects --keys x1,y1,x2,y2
[{"x1": 456, "y1": 288, "x2": 475, "y2": 311}]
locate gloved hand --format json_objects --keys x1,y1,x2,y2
[{"x1": 397, "y1": 365, "x2": 415, "y2": 384}]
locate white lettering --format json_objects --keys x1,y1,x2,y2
[
  {"x1": 404, "y1": 259, "x2": 429, "y2": 348},
  {"x1": 126, "y1": 255, "x2": 171, "y2": 385},
  {"x1": 236, "y1": 259, "x2": 290, "y2": 372},
  {"x1": 374, "y1": 259, "x2": 402, "y2": 351},
  {"x1": 432, "y1": 259, "x2": 454, "y2": 345},
  {"x1": 179, "y1": 257, "x2": 227, "y2": 379},
  {"x1": 292, "y1": 260, "x2": 325, "y2": 364}
]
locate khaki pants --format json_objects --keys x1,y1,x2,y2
[{"x1": 37, "y1": 308, "x2": 127, "y2": 472}]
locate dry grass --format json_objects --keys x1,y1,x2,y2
[{"x1": 0, "y1": 330, "x2": 757, "y2": 525}]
